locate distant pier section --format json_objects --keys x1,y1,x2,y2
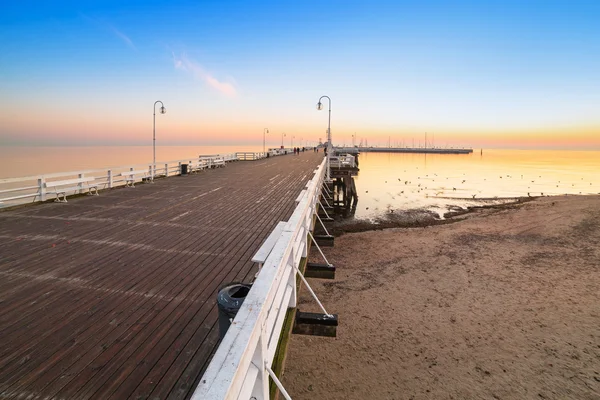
[{"x1": 335, "y1": 146, "x2": 473, "y2": 155}]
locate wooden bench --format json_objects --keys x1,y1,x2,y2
[
  {"x1": 212, "y1": 157, "x2": 225, "y2": 168},
  {"x1": 118, "y1": 170, "x2": 149, "y2": 187},
  {"x1": 188, "y1": 160, "x2": 208, "y2": 174},
  {"x1": 199, "y1": 156, "x2": 226, "y2": 169},
  {"x1": 45, "y1": 177, "x2": 99, "y2": 202}
]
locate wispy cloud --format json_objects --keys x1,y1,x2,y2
[
  {"x1": 108, "y1": 25, "x2": 136, "y2": 50},
  {"x1": 172, "y1": 53, "x2": 238, "y2": 98},
  {"x1": 79, "y1": 13, "x2": 136, "y2": 51}
]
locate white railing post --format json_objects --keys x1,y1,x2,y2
[
  {"x1": 78, "y1": 173, "x2": 84, "y2": 194},
  {"x1": 302, "y1": 210, "x2": 310, "y2": 258},
  {"x1": 288, "y1": 256, "x2": 297, "y2": 308},
  {"x1": 178, "y1": 162, "x2": 182, "y2": 175},
  {"x1": 250, "y1": 332, "x2": 269, "y2": 400},
  {"x1": 38, "y1": 177, "x2": 46, "y2": 201},
  {"x1": 165, "y1": 163, "x2": 169, "y2": 177},
  {"x1": 108, "y1": 170, "x2": 113, "y2": 188}
]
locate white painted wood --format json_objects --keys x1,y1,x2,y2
[
  {"x1": 295, "y1": 190, "x2": 306, "y2": 204},
  {"x1": 38, "y1": 177, "x2": 46, "y2": 201},
  {"x1": 0, "y1": 193, "x2": 39, "y2": 202},
  {"x1": 238, "y1": 362, "x2": 260, "y2": 399},
  {"x1": 118, "y1": 169, "x2": 148, "y2": 187},
  {"x1": 251, "y1": 221, "x2": 286, "y2": 265},
  {"x1": 43, "y1": 177, "x2": 99, "y2": 202}
]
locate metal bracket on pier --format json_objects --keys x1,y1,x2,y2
[
  {"x1": 306, "y1": 221, "x2": 335, "y2": 280},
  {"x1": 292, "y1": 258, "x2": 332, "y2": 317},
  {"x1": 318, "y1": 200, "x2": 334, "y2": 223},
  {"x1": 322, "y1": 182, "x2": 333, "y2": 197},
  {"x1": 291, "y1": 242, "x2": 338, "y2": 336},
  {"x1": 308, "y1": 231, "x2": 334, "y2": 268},
  {"x1": 318, "y1": 200, "x2": 333, "y2": 218},
  {"x1": 316, "y1": 214, "x2": 331, "y2": 237},
  {"x1": 321, "y1": 193, "x2": 332, "y2": 208},
  {"x1": 265, "y1": 363, "x2": 293, "y2": 400}
]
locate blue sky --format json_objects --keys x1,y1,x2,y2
[{"x1": 1, "y1": 0, "x2": 599, "y2": 148}]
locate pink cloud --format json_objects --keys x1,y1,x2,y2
[{"x1": 173, "y1": 53, "x2": 238, "y2": 98}]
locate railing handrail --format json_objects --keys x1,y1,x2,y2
[
  {"x1": 0, "y1": 154, "x2": 237, "y2": 184},
  {"x1": 194, "y1": 158, "x2": 326, "y2": 399},
  {"x1": 330, "y1": 153, "x2": 356, "y2": 168},
  {"x1": 0, "y1": 150, "x2": 280, "y2": 205}
]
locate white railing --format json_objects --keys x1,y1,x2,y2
[
  {"x1": 268, "y1": 148, "x2": 295, "y2": 156},
  {"x1": 194, "y1": 158, "x2": 327, "y2": 400},
  {"x1": 236, "y1": 152, "x2": 267, "y2": 161},
  {"x1": 0, "y1": 152, "x2": 281, "y2": 207},
  {"x1": 329, "y1": 154, "x2": 356, "y2": 168}
]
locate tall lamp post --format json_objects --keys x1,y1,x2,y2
[
  {"x1": 291, "y1": 135, "x2": 295, "y2": 148},
  {"x1": 153, "y1": 100, "x2": 167, "y2": 181},
  {"x1": 281, "y1": 132, "x2": 286, "y2": 148},
  {"x1": 316, "y1": 95, "x2": 332, "y2": 181},
  {"x1": 263, "y1": 128, "x2": 269, "y2": 154}
]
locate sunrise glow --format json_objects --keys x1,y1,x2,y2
[{"x1": 1, "y1": 1, "x2": 599, "y2": 149}]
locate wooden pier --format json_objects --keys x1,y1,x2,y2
[
  {"x1": 0, "y1": 152, "x2": 323, "y2": 400},
  {"x1": 335, "y1": 146, "x2": 474, "y2": 154}
]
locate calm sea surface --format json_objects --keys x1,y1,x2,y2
[
  {"x1": 352, "y1": 149, "x2": 600, "y2": 218},
  {"x1": 1, "y1": 147, "x2": 598, "y2": 218},
  {"x1": 0, "y1": 145, "x2": 264, "y2": 179}
]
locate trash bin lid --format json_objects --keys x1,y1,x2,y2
[{"x1": 217, "y1": 283, "x2": 251, "y2": 312}]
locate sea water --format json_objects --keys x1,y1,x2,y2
[
  {"x1": 0, "y1": 145, "x2": 265, "y2": 179},
  {"x1": 351, "y1": 149, "x2": 600, "y2": 219},
  {"x1": 1, "y1": 146, "x2": 598, "y2": 218}
]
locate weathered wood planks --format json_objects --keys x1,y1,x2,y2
[{"x1": 0, "y1": 152, "x2": 323, "y2": 399}]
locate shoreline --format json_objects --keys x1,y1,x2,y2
[
  {"x1": 332, "y1": 196, "x2": 537, "y2": 236},
  {"x1": 284, "y1": 195, "x2": 600, "y2": 399}
]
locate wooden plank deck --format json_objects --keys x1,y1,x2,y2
[{"x1": 0, "y1": 152, "x2": 323, "y2": 400}]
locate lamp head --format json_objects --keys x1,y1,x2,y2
[
  {"x1": 160, "y1": 106, "x2": 166, "y2": 114},
  {"x1": 316, "y1": 102, "x2": 323, "y2": 111}
]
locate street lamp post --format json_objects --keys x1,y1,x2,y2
[
  {"x1": 153, "y1": 100, "x2": 166, "y2": 181},
  {"x1": 263, "y1": 128, "x2": 269, "y2": 154},
  {"x1": 291, "y1": 135, "x2": 295, "y2": 148},
  {"x1": 281, "y1": 133, "x2": 286, "y2": 148},
  {"x1": 316, "y1": 95, "x2": 332, "y2": 181}
]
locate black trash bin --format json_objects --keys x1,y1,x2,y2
[
  {"x1": 181, "y1": 163, "x2": 188, "y2": 176},
  {"x1": 217, "y1": 283, "x2": 252, "y2": 339}
]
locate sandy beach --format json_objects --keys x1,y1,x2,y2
[{"x1": 283, "y1": 195, "x2": 600, "y2": 399}]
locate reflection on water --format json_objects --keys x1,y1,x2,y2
[{"x1": 353, "y1": 149, "x2": 600, "y2": 219}]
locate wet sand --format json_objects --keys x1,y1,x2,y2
[{"x1": 283, "y1": 195, "x2": 600, "y2": 399}]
